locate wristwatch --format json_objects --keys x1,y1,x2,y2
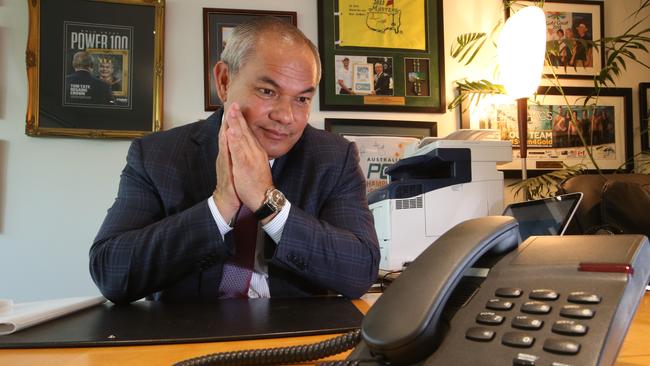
[{"x1": 253, "y1": 187, "x2": 286, "y2": 220}]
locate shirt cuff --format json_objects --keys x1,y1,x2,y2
[
  {"x1": 262, "y1": 200, "x2": 291, "y2": 244},
  {"x1": 207, "y1": 197, "x2": 233, "y2": 239}
]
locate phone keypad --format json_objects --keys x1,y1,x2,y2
[{"x1": 463, "y1": 287, "x2": 601, "y2": 364}]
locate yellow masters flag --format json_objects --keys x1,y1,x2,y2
[{"x1": 338, "y1": 0, "x2": 426, "y2": 50}]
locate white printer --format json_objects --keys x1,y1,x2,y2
[{"x1": 368, "y1": 131, "x2": 512, "y2": 270}]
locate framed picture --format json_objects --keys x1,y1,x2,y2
[
  {"x1": 325, "y1": 118, "x2": 437, "y2": 139},
  {"x1": 461, "y1": 87, "x2": 633, "y2": 176},
  {"x1": 640, "y1": 82, "x2": 650, "y2": 152},
  {"x1": 507, "y1": 0, "x2": 605, "y2": 79},
  {"x1": 203, "y1": 8, "x2": 297, "y2": 111},
  {"x1": 317, "y1": 0, "x2": 445, "y2": 113},
  {"x1": 325, "y1": 118, "x2": 437, "y2": 193},
  {"x1": 25, "y1": 0, "x2": 164, "y2": 138}
]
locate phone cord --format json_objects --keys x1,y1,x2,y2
[{"x1": 172, "y1": 329, "x2": 362, "y2": 366}]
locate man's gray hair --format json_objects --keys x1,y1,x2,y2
[
  {"x1": 72, "y1": 51, "x2": 93, "y2": 70},
  {"x1": 220, "y1": 17, "x2": 321, "y2": 80}
]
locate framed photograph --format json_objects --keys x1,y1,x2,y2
[
  {"x1": 461, "y1": 87, "x2": 633, "y2": 176},
  {"x1": 325, "y1": 118, "x2": 437, "y2": 193},
  {"x1": 25, "y1": 0, "x2": 164, "y2": 138},
  {"x1": 352, "y1": 63, "x2": 374, "y2": 95},
  {"x1": 317, "y1": 0, "x2": 445, "y2": 113},
  {"x1": 640, "y1": 82, "x2": 650, "y2": 152},
  {"x1": 203, "y1": 8, "x2": 297, "y2": 111},
  {"x1": 325, "y1": 118, "x2": 437, "y2": 139},
  {"x1": 507, "y1": 0, "x2": 605, "y2": 79}
]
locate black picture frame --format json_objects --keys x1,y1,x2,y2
[
  {"x1": 461, "y1": 86, "x2": 633, "y2": 177},
  {"x1": 640, "y1": 82, "x2": 650, "y2": 152},
  {"x1": 202, "y1": 8, "x2": 297, "y2": 111},
  {"x1": 26, "y1": 0, "x2": 164, "y2": 138},
  {"x1": 317, "y1": 0, "x2": 445, "y2": 113},
  {"x1": 506, "y1": 0, "x2": 605, "y2": 80},
  {"x1": 324, "y1": 118, "x2": 437, "y2": 139}
]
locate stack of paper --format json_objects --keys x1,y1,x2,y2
[{"x1": 0, "y1": 296, "x2": 106, "y2": 335}]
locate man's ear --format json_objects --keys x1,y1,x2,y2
[{"x1": 214, "y1": 61, "x2": 230, "y2": 102}]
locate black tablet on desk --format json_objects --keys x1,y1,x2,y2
[
  {"x1": 502, "y1": 192, "x2": 583, "y2": 242},
  {"x1": 0, "y1": 297, "x2": 363, "y2": 348}
]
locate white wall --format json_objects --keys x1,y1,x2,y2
[{"x1": 0, "y1": 0, "x2": 648, "y2": 301}]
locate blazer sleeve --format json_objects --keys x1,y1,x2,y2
[
  {"x1": 89, "y1": 139, "x2": 228, "y2": 304},
  {"x1": 272, "y1": 142, "x2": 380, "y2": 299}
]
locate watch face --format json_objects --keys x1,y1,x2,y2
[{"x1": 269, "y1": 189, "x2": 286, "y2": 210}]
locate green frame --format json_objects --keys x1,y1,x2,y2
[{"x1": 317, "y1": 0, "x2": 445, "y2": 113}]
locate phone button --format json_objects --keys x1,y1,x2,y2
[
  {"x1": 529, "y1": 289, "x2": 559, "y2": 301},
  {"x1": 465, "y1": 327, "x2": 496, "y2": 342},
  {"x1": 543, "y1": 338, "x2": 581, "y2": 355},
  {"x1": 521, "y1": 301, "x2": 552, "y2": 314},
  {"x1": 495, "y1": 287, "x2": 523, "y2": 298},
  {"x1": 502, "y1": 331, "x2": 535, "y2": 348},
  {"x1": 486, "y1": 298, "x2": 515, "y2": 310},
  {"x1": 512, "y1": 315, "x2": 544, "y2": 330},
  {"x1": 552, "y1": 320, "x2": 588, "y2": 335},
  {"x1": 560, "y1": 305, "x2": 595, "y2": 319},
  {"x1": 513, "y1": 353, "x2": 539, "y2": 366},
  {"x1": 567, "y1": 291, "x2": 602, "y2": 304},
  {"x1": 476, "y1": 311, "x2": 505, "y2": 325}
]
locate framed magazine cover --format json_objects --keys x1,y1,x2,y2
[
  {"x1": 507, "y1": 0, "x2": 605, "y2": 79},
  {"x1": 25, "y1": 0, "x2": 164, "y2": 138},
  {"x1": 325, "y1": 118, "x2": 437, "y2": 193},
  {"x1": 461, "y1": 87, "x2": 633, "y2": 176},
  {"x1": 317, "y1": 0, "x2": 445, "y2": 113},
  {"x1": 202, "y1": 8, "x2": 297, "y2": 111}
]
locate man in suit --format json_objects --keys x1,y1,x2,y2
[
  {"x1": 64, "y1": 51, "x2": 113, "y2": 105},
  {"x1": 373, "y1": 62, "x2": 393, "y2": 95},
  {"x1": 89, "y1": 17, "x2": 380, "y2": 304}
]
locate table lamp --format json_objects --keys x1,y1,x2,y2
[{"x1": 497, "y1": 6, "x2": 546, "y2": 182}]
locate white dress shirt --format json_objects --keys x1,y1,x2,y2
[{"x1": 206, "y1": 159, "x2": 290, "y2": 298}]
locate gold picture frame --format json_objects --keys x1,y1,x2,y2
[{"x1": 26, "y1": 0, "x2": 165, "y2": 138}]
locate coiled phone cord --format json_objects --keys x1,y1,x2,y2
[{"x1": 172, "y1": 329, "x2": 364, "y2": 366}]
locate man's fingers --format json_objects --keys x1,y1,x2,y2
[{"x1": 226, "y1": 103, "x2": 260, "y2": 149}]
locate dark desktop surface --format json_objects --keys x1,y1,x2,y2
[{"x1": 0, "y1": 297, "x2": 363, "y2": 348}]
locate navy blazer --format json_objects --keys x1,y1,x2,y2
[{"x1": 90, "y1": 111, "x2": 380, "y2": 303}]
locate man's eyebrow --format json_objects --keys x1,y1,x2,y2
[{"x1": 258, "y1": 76, "x2": 316, "y2": 95}]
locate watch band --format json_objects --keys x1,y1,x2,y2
[
  {"x1": 253, "y1": 202, "x2": 275, "y2": 221},
  {"x1": 253, "y1": 188, "x2": 286, "y2": 221}
]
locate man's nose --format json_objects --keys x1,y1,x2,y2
[{"x1": 269, "y1": 98, "x2": 293, "y2": 125}]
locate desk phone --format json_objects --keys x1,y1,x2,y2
[{"x1": 349, "y1": 216, "x2": 650, "y2": 366}]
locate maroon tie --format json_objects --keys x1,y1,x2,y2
[{"x1": 217, "y1": 206, "x2": 258, "y2": 298}]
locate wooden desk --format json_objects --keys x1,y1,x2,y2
[{"x1": 1, "y1": 294, "x2": 649, "y2": 366}]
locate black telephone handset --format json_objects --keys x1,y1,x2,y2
[
  {"x1": 360, "y1": 216, "x2": 519, "y2": 365},
  {"x1": 350, "y1": 217, "x2": 650, "y2": 366}
]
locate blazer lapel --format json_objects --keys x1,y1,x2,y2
[{"x1": 185, "y1": 111, "x2": 221, "y2": 203}]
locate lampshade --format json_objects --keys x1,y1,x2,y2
[{"x1": 497, "y1": 6, "x2": 546, "y2": 99}]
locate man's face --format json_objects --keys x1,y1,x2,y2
[
  {"x1": 99, "y1": 62, "x2": 113, "y2": 78},
  {"x1": 577, "y1": 24, "x2": 587, "y2": 37},
  {"x1": 217, "y1": 36, "x2": 319, "y2": 159},
  {"x1": 342, "y1": 58, "x2": 350, "y2": 68},
  {"x1": 374, "y1": 64, "x2": 383, "y2": 75}
]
